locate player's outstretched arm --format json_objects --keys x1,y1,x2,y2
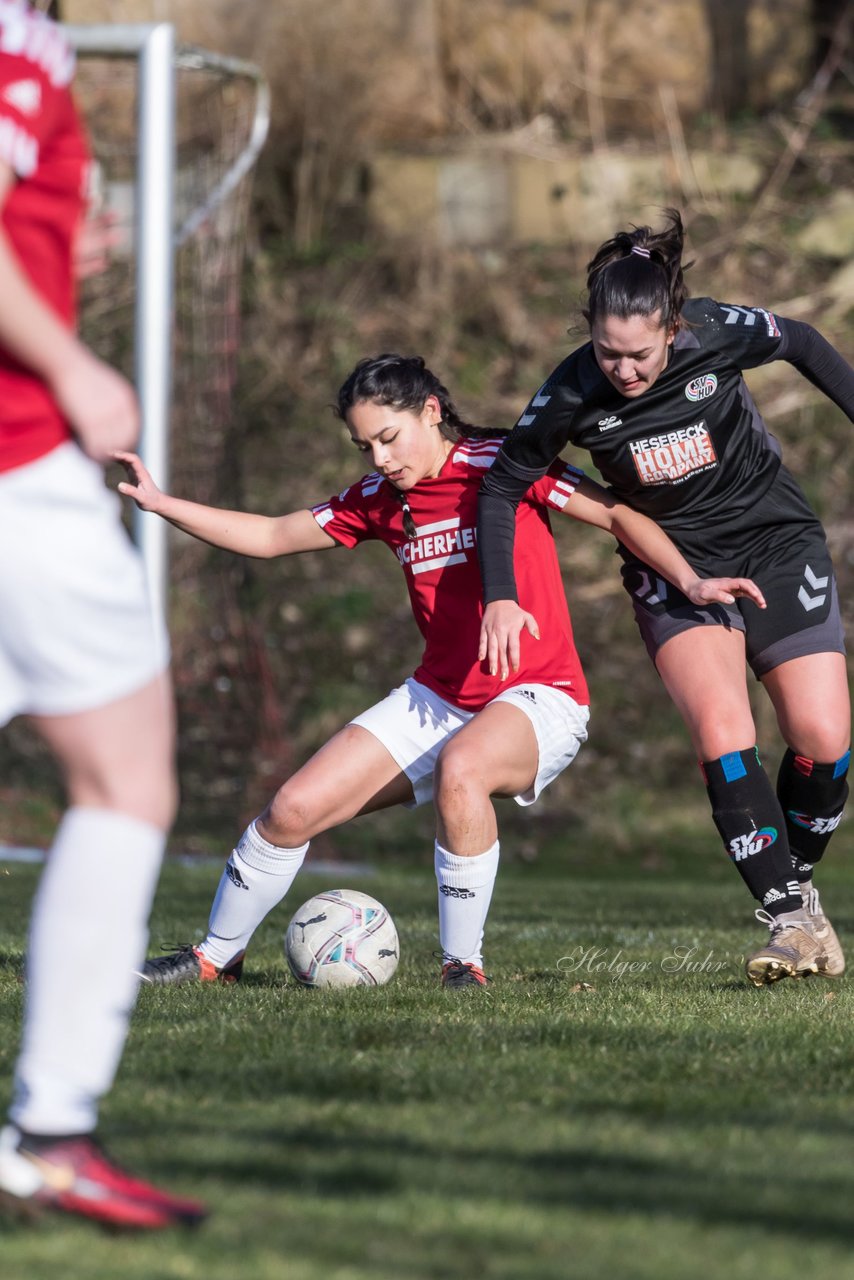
[
  {"x1": 114, "y1": 451, "x2": 336, "y2": 558},
  {"x1": 776, "y1": 316, "x2": 854, "y2": 421},
  {"x1": 565, "y1": 477, "x2": 766, "y2": 609},
  {"x1": 478, "y1": 600, "x2": 540, "y2": 681}
]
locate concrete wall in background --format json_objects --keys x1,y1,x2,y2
[{"x1": 370, "y1": 139, "x2": 763, "y2": 248}]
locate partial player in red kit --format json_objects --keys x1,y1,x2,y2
[
  {"x1": 0, "y1": 1, "x2": 205, "y2": 1229},
  {"x1": 116, "y1": 353, "x2": 762, "y2": 992}
]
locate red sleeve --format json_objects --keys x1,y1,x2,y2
[
  {"x1": 310, "y1": 475, "x2": 381, "y2": 548},
  {"x1": 0, "y1": 36, "x2": 70, "y2": 178},
  {"x1": 527, "y1": 457, "x2": 586, "y2": 514}
]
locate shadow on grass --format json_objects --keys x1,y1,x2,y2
[{"x1": 136, "y1": 1113, "x2": 854, "y2": 1253}]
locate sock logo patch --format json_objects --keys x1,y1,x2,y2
[
  {"x1": 226, "y1": 860, "x2": 249, "y2": 891},
  {"x1": 440, "y1": 885, "x2": 475, "y2": 899},
  {"x1": 763, "y1": 887, "x2": 786, "y2": 905},
  {"x1": 787, "y1": 810, "x2": 843, "y2": 835},
  {"x1": 728, "y1": 826, "x2": 778, "y2": 861}
]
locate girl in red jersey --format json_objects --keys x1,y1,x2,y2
[
  {"x1": 0, "y1": 0, "x2": 203, "y2": 1230},
  {"x1": 477, "y1": 209, "x2": 854, "y2": 987},
  {"x1": 118, "y1": 353, "x2": 762, "y2": 991}
]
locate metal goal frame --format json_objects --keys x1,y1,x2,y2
[{"x1": 63, "y1": 22, "x2": 270, "y2": 613}]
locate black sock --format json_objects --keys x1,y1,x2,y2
[
  {"x1": 701, "y1": 747, "x2": 801, "y2": 916},
  {"x1": 777, "y1": 748, "x2": 850, "y2": 880}
]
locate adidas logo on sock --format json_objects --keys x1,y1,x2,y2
[
  {"x1": 226, "y1": 860, "x2": 249, "y2": 890},
  {"x1": 440, "y1": 885, "x2": 475, "y2": 899}
]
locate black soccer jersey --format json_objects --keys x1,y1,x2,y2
[{"x1": 479, "y1": 298, "x2": 854, "y2": 600}]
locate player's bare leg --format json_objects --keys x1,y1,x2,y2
[
  {"x1": 0, "y1": 676, "x2": 204, "y2": 1228},
  {"x1": 258, "y1": 724, "x2": 416, "y2": 845},
  {"x1": 32, "y1": 671, "x2": 176, "y2": 828},
  {"x1": 653, "y1": 626, "x2": 755, "y2": 760},
  {"x1": 431, "y1": 702, "x2": 539, "y2": 987},
  {"x1": 143, "y1": 725, "x2": 414, "y2": 985}
]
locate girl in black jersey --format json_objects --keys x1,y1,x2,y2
[{"x1": 477, "y1": 209, "x2": 853, "y2": 987}]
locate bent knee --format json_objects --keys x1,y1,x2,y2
[
  {"x1": 258, "y1": 789, "x2": 316, "y2": 847},
  {"x1": 786, "y1": 731, "x2": 852, "y2": 765},
  {"x1": 434, "y1": 742, "x2": 487, "y2": 802},
  {"x1": 67, "y1": 766, "x2": 177, "y2": 832}
]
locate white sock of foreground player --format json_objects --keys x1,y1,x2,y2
[
  {"x1": 434, "y1": 839, "x2": 499, "y2": 968},
  {"x1": 198, "y1": 820, "x2": 308, "y2": 970},
  {"x1": 9, "y1": 806, "x2": 164, "y2": 1137}
]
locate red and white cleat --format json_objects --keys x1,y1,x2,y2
[{"x1": 0, "y1": 1125, "x2": 207, "y2": 1229}]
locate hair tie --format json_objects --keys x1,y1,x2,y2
[
  {"x1": 395, "y1": 489, "x2": 417, "y2": 540},
  {"x1": 631, "y1": 246, "x2": 651, "y2": 258}
]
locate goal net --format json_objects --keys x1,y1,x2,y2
[{"x1": 66, "y1": 23, "x2": 269, "y2": 609}]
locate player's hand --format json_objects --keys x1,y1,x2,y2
[
  {"x1": 74, "y1": 209, "x2": 123, "y2": 279},
  {"x1": 479, "y1": 599, "x2": 540, "y2": 680},
  {"x1": 51, "y1": 347, "x2": 140, "y2": 462},
  {"x1": 114, "y1": 450, "x2": 164, "y2": 512},
  {"x1": 685, "y1": 576, "x2": 767, "y2": 609}
]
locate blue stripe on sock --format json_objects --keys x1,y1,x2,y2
[
  {"x1": 833, "y1": 750, "x2": 851, "y2": 779},
  {"x1": 720, "y1": 751, "x2": 748, "y2": 782}
]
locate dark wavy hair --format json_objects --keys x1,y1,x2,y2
[
  {"x1": 583, "y1": 208, "x2": 692, "y2": 331},
  {"x1": 334, "y1": 353, "x2": 490, "y2": 440},
  {"x1": 335, "y1": 354, "x2": 497, "y2": 537}
]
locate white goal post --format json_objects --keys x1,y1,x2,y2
[{"x1": 63, "y1": 22, "x2": 270, "y2": 616}]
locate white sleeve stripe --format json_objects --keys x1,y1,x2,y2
[{"x1": 452, "y1": 450, "x2": 495, "y2": 468}]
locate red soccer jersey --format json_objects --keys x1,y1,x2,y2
[
  {"x1": 0, "y1": 4, "x2": 86, "y2": 472},
  {"x1": 311, "y1": 436, "x2": 590, "y2": 712}
]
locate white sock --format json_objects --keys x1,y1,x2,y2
[
  {"x1": 434, "y1": 840, "x2": 500, "y2": 968},
  {"x1": 9, "y1": 806, "x2": 165, "y2": 1136},
  {"x1": 198, "y1": 821, "x2": 308, "y2": 970}
]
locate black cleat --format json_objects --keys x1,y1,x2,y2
[
  {"x1": 139, "y1": 944, "x2": 244, "y2": 986},
  {"x1": 441, "y1": 959, "x2": 488, "y2": 989}
]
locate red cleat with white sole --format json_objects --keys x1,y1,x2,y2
[{"x1": 0, "y1": 1125, "x2": 207, "y2": 1229}]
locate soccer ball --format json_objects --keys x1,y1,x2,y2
[{"x1": 284, "y1": 889, "x2": 400, "y2": 988}]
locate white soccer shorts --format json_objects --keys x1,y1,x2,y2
[
  {"x1": 0, "y1": 442, "x2": 169, "y2": 725},
  {"x1": 350, "y1": 676, "x2": 589, "y2": 808}
]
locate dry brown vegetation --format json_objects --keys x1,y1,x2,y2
[{"x1": 4, "y1": 0, "x2": 852, "y2": 862}]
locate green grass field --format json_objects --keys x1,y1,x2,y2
[{"x1": 2, "y1": 850, "x2": 854, "y2": 1280}]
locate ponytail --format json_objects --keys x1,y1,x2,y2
[{"x1": 583, "y1": 207, "x2": 691, "y2": 330}]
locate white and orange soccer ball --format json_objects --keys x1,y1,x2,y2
[{"x1": 284, "y1": 889, "x2": 400, "y2": 988}]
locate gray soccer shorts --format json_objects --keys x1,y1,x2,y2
[{"x1": 620, "y1": 521, "x2": 845, "y2": 679}]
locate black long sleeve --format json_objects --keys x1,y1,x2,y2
[
  {"x1": 477, "y1": 452, "x2": 550, "y2": 604},
  {"x1": 776, "y1": 317, "x2": 854, "y2": 419}
]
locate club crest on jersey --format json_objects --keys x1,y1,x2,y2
[{"x1": 684, "y1": 373, "x2": 718, "y2": 402}]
